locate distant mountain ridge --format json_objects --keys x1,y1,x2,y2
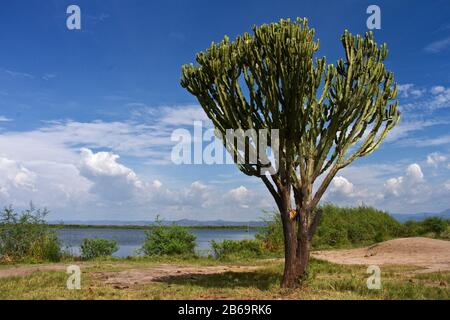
[
  {"x1": 391, "y1": 209, "x2": 450, "y2": 222},
  {"x1": 50, "y1": 209, "x2": 450, "y2": 226},
  {"x1": 49, "y1": 219, "x2": 265, "y2": 227}
]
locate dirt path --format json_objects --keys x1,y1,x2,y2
[
  {"x1": 0, "y1": 262, "x2": 262, "y2": 285},
  {"x1": 0, "y1": 264, "x2": 68, "y2": 278},
  {"x1": 312, "y1": 237, "x2": 450, "y2": 272},
  {"x1": 92, "y1": 264, "x2": 263, "y2": 288}
]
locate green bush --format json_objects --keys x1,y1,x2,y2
[
  {"x1": 80, "y1": 238, "x2": 118, "y2": 260},
  {"x1": 400, "y1": 217, "x2": 449, "y2": 238},
  {"x1": 139, "y1": 219, "x2": 196, "y2": 256},
  {"x1": 401, "y1": 220, "x2": 423, "y2": 237},
  {"x1": 0, "y1": 205, "x2": 61, "y2": 262},
  {"x1": 211, "y1": 239, "x2": 263, "y2": 260},
  {"x1": 257, "y1": 205, "x2": 403, "y2": 251},
  {"x1": 256, "y1": 212, "x2": 283, "y2": 251},
  {"x1": 421, "y1": 217, "x2": 448, "y2": 235}
]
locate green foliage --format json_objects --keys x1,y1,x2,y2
[
  {"x1": 80, "y1": 238, "x2": 118, "y2": 260},
  {"x1": 211, "y1": 239, "x2": 263, "y2": 260},
  {"x1": 140, "y1": 218, "x2": 196, "y2": 256},
  {"x1": 314, "y1": 204, "x2": 402, "y2": 248},
  {"x1": 0, "y1": 205, "x2": 61, "y2": 263},
  {"x1": 421, "y1": 217, "x2": 448, "y2": 235},
  {"x1": 401, "y1": 220, "x2": 424, "y2": 237},
  {"x1": 256, "y1": 213, "x2": 283, "y2": 252},
  {"x1": 400, "y1": 217, "x2": 449, "y2": 238},
  {"x1": 181, "y1": 18, "x2": 400, "y2": 179},
  {"x1": 257, "y1": 205, "x2": 402, "y2": 251}
]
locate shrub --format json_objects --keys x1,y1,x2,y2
[
  {"x1": 255, "y1": 212, "x2": 283, "y2": 252},
  {"x1": 140, "y1": 218, "x2": 196, "y2": 256},
  {"x1": 80, "y1": 238, "x2": 118, "y2": 260},
  {"x1": 421, "y1": 217, "x2": 448, "y2": 235},
  {"x1": 211, "y1": 239, "x2": 263, "y2": 260},
  {"x1": 401, "y1": 220, "x2": 423, "y2": 237},
  {"x1": 0, "y1": 205, "x2": 61, "y2": 262},
  {"x1": 257, "y1": 205, "x2": 403, "y2": 251}
]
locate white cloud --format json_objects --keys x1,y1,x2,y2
[
  {"x1": 385, "y1": 119, "x2": 449, "y2": 142},
  {"x1": 0, "y1": 116, "x2": 12, "y2": 122},
  {"x1": 429, "y1": 86, "x2": 450, "y2": 109},
  {"x1": 152, "y1": 180, "x2": 162, "y2": 189},
  {"x1": 424, "y1": 36, "x2": 450, "y2": 53},
  {"x1": 384, "y1": 163, "x2": 424, "y2": 197},
  {"x1": 330, "y1": 176, "x2": 354, "y2": 196},
  {"x1": 404, "y1": 134, "x2": 450, "y2": 147},
  {"x1": 4, "y1": 69, "x2": 35, "y2": 79},
  {"x1": 78, "y1": 148, "x2": 144, "y2": 202},
  {"x1": 397, "y1": 84, "x2": 425, "y2": 98},
  {"x1": 426, "y1": 152, "x2": 447, "y2": 167},
  {"x1": 227, "y1": 186, "x2": 252, "y2": 208},
  {"x1": 0, "y1": 157, "x2": 36, "y2": 192},
  {"x1": 398, "y1": 84, "x2": 450, "y2": 111},
  {"x1": 431, "y1": 86, "x2": 446, "y2": 95}
]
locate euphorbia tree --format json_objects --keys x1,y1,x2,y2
[{"x1": 181, "y1": 18, "x2": 400, "y2": 288}]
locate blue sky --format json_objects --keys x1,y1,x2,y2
[{"x1": 0, "y1": 0, "x2": 450, "y2": 221}]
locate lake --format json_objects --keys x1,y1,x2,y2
[{"x1": 56, "y1": 228, "x2": 257, "y2": 257}]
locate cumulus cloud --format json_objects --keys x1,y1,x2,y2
[
  {"x1": 78, "y1": 148, "x2": 144, "y2": 202},
  {"x1": 426, "y1": 152, "x2": 447, "y2": 167},
  {"x1": 320, "y1": 162, "x2": 446, "y2": 213},
  {"x1": 227, "y1": 186, "x2": 252, "y2": 208},
  {"x1": 330, "y1": 176, "x2": 354, "y2": 196},
  {"x1": 384, "y1": 163, "x2": 425, "y2": 197},
  {"x1": 0, "y1": 157, "x2": 36, "y2": 193}
]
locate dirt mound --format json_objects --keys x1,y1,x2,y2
[{"x1": 313, "y1": 237, "x2": 450, "y2": 272}]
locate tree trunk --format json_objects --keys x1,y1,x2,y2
[
  {"x1": 280, "y1": 208, "x2": 312, "y2": 288},
  {"x1": 296, "y1": 225, "x2": 311, "y2": 279},
  {"x1": 280, "y1": 212, "x2": 300, "y2": 288}
]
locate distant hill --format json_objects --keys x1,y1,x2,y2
[
  {"x1": 391, "y1": 209, "x2": 450, "y2": 222},
  {"x1": 49, "y1": 219, "x2": 265, "y2": 227}
]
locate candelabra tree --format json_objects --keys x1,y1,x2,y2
[{"x1": 181, "y1": 18, "x2": 400, "y2": 288}]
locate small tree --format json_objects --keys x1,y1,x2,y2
[{"x1": 181, "y1": 18, "x2": 400, "y2": 288}]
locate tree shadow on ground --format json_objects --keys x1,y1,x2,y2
[{"x1": 154, "y1": 269, "x2": 281, "y2": 291}]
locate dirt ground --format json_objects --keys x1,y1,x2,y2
[
  {"x1": 92, "y1": 264, "x2": 263, "y2": 288},
  {"x1": 0, "y1": 264, "x2": 68, "y2": 278},
  {"x1": 312, "y1": 237, "x2": 450, "y2": 272}
]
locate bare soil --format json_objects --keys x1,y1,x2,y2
[
  {"x1": 92, "y1": 264, "x2": 262, "y2": 288},
  {"x1": 0, "y1": 264, "x2": 68, "y2": 278},
  {"x1": 312, "y1": 237, "x2": 450, "y2": 272}
]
